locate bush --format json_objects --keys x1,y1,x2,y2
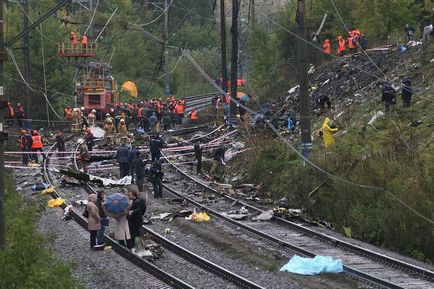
[{"x1": 0, "y1": 180, "x2": 82, "y2": 289}]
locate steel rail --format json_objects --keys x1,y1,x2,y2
[
  {"x1": 72, "y1": 147, "x2": 263, "y2": 289},
  {"x1": 42, "y1": 143, "x2": 192, "y2": 289},
  {"x1": 161, "y1": 182, "x2": 400, "y2": 289},
  {"x1": 142, "y1": 226, "x2": 265, "y2": 289},
  {"x1": 168, "y1": 161, "x2": 434, "y2": 282}
]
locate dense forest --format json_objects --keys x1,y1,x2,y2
[{"x1": 3, "y1": 0, "x2": 433, "y2": 119}]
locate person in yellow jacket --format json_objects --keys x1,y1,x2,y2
[{"x1": 322, "y1": 117, "x2": 338, "y2": 148}]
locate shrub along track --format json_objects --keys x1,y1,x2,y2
[{"x1": 161, "y1": 145, "x2": 434, "y2": 289}]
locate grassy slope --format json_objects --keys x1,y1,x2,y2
[{"x1": 236, "y1": 43, "x2": 434, "y2": 262}]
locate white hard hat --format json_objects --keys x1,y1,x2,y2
[
  {"x1": 80, "y1": 107, "x2": 85, "y2": 111},
  {"x1": 91, "y1": 109, "x2": 96, "y2": 113},
  {"x1": 106, "y1": 113, "x2": 110, "y2": 116},
  {"x1": 77, "y1": 138, "x2": 84, "y2": 145}
]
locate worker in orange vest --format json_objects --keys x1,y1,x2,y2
[
  {"x1": 348, "y1": 33, "x2": 357, "y2": 54},
  {"x1": 323, "y1": 39, "x2": 332, "y2": 60},
  {"x1": 189, "y1": 108, "x2": 199, "y2": 122},
  {"x1": 81, "y1": 34, "x2": 88, "y2": 51},
  {"x1": 64, "y1": 106, "x2": 73, "y2": 120},
  {"x1": 70, "y1": 32, "x2": 78, "y2": 49},
  {"x1": 337, "y1": 36, "x2": 347, "y2": 56},
  {"x1": 31, "y1": 130, "x2": 44, "y2": 163}
]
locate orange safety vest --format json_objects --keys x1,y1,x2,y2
[
  {"x1": 81, "y1": 35, "x2": 88, "y2": 45},
  {"x1": 138, "y1": 107, "x2": 143, "y2": 117},
  {"x1": 225, "y1": 94, "x2": 230, "y2": 104},
  {"x1": 190, "y1": 110, "x2": 198, "y2": 120},
  {"x1": 323, "y1": 41, "x2": 331, "y2": 54},
  {"x1": 175, "y1": 104, "x2": 184, "y2": 114},
  {"x1": 72, "y1": 35, "x2": 78, "y2": 45},
  {"x1": 32, "y1": 135, "x2": 43, "y2": 149},
  {"x1": 348, "y1": 36, "x2": 356, "y2": 49},
  {"x1": 156, "y1": 102, "x2": 163, "y2": 113},
  {"x1": 338, "y1": 38, "x2": 346, "y2": 52},
  {"x1": 64, "y1": 108, "x2": 73, "y2": 120}
]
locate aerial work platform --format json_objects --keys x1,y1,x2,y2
[{"x1": 57, "y1": 42, "x2": 97, "y2": 58}]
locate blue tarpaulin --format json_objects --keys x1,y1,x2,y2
[{"x1": 280, "y1": 255, "x2": 343, "y2": 275}]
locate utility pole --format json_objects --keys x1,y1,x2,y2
[
  {"x1": 229, "y1": 0, "x2": 239, "y2": 123},
  {"x1": 220, "y1": 0, "x2": 228, "y2": 92},
  {"x1": 88, "y1": 0, "x2": 94, "y2": 40},
  {"x1": 163, "y1": 0, "x2": 170, "y2": 96},
  {"x1": 23, "y1": 0, "x2": 31, "y2": 124},
  {"x1": 0, "y1": 0, "x2": 8, "y2": 251},
  {"x1": 296, "y1": 0, "x2": 312, "y2": 156}
]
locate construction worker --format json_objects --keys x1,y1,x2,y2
[
  {"x1": 337, "y1": 36, "x2": 347, "y2": 56},
  {"x1": 19, "y1": 129, "x2": 30, "y2": 164},
  {"x1": 64, "y1": 106, "x2": 73, "y2": 120},
  {"x1": 322, "y1": 117, "x2": 338, "y2": 148},
  {"x1": 118, "y1": 119, "x2": 128, "y2": 145},
  {"x1": 71, "y1": 108, "x2": 80, "y2": 134},
  {"x1": 104, "y1": 118, "x2": 115, "y2": 147},
  {"x1": 85, "y1": 128, "x2": 95, "y2": 151},
  {"x1": 323, "y1": 39, "x2": 332, "y2": 60},
  {"x1": 15, "y1": 103, "x2": 25, "y2": 128},
  {"x1": 70, "y1": 32, "x2": 78, "y2": 49},
  {"x1": 105, "y1": 113, "x2": 113, "y2": 124},
  {"x1": 31, "y1": 130, "x2": 44, "y2": 163},
  {"x1": 189, "y1": 108, "x2": 199, "y2": 122},
  {"x1": 77, "y1": 138, "x2": 90, "y2": 173},
  {"x1": 88, "y1": 109, "x2": 96, "y2": 126},
  {"x1": 55, "y1": 131, "x2": 65, "y2": 153},
  {"x1": 348, "y1": 33, "x2": 357, "y2": 54},
  {"x1": 81, "y1": 34, "x2": 88, "y2": 51}
]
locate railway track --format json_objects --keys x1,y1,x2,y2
[
  {"x1": 67, "y1": 141, "x2": 265, "y2": 288},
  {"x1": 161, "y1": 146, "x2": 434, "y2": 289},
  {"x1": 42, "y1": 142, "x2": 192, "y2": 289}
]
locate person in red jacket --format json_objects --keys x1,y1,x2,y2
[
  {"x1": 31, "y1": 130, "x2": 44, "y2": 163},
  {"x1": 337, "y1": 36, "x2": 347, "y2": 56},
  {"x1": 348, "y1": 32, "x2": 357, "y2": 54},
  {"x1": 323, "y1": 39, "x2": 332, "y2": 60},
  {"x1": 189, "y1": 108, "x2": 199, "y2": 122}
]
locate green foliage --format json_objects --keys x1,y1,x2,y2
[
  {"x1": 241, "y1": 126, "x2": 434, "y2": 262},
  {"x1": 0, "y1": 180, "x2": 81, "y2": 289}
]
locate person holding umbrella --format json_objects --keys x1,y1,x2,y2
[
  {"x1": 87, "y1": 194, "x2": 101, "y2": 250},
  {"x1": 103, "y1": 191, "x2": 131, "y2": 247}
]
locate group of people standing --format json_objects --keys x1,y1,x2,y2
[
  {"x1": 86, "y1": 185, "x2": 146, "y2": 250},
  {"x1": 18, "y1": 129, "x2": 44, "y2": 164},
  {"x1": 323, "y1": 28, "x2": 367, "y2": 59}
]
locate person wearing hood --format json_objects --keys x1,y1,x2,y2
[
  {"x1": 322, "y1": 117, "x2": 338, "y2": 148},
  {"x1": 87, "y1": 194, "x2": 101, "y2": 250}
]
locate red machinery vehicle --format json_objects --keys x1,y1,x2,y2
[
  {"x1": 58, "y1": 42, "x2": 119, "y2": 120},
  {"x1": 74, "y1": 62, "x2": 119, "y2": 119}
]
